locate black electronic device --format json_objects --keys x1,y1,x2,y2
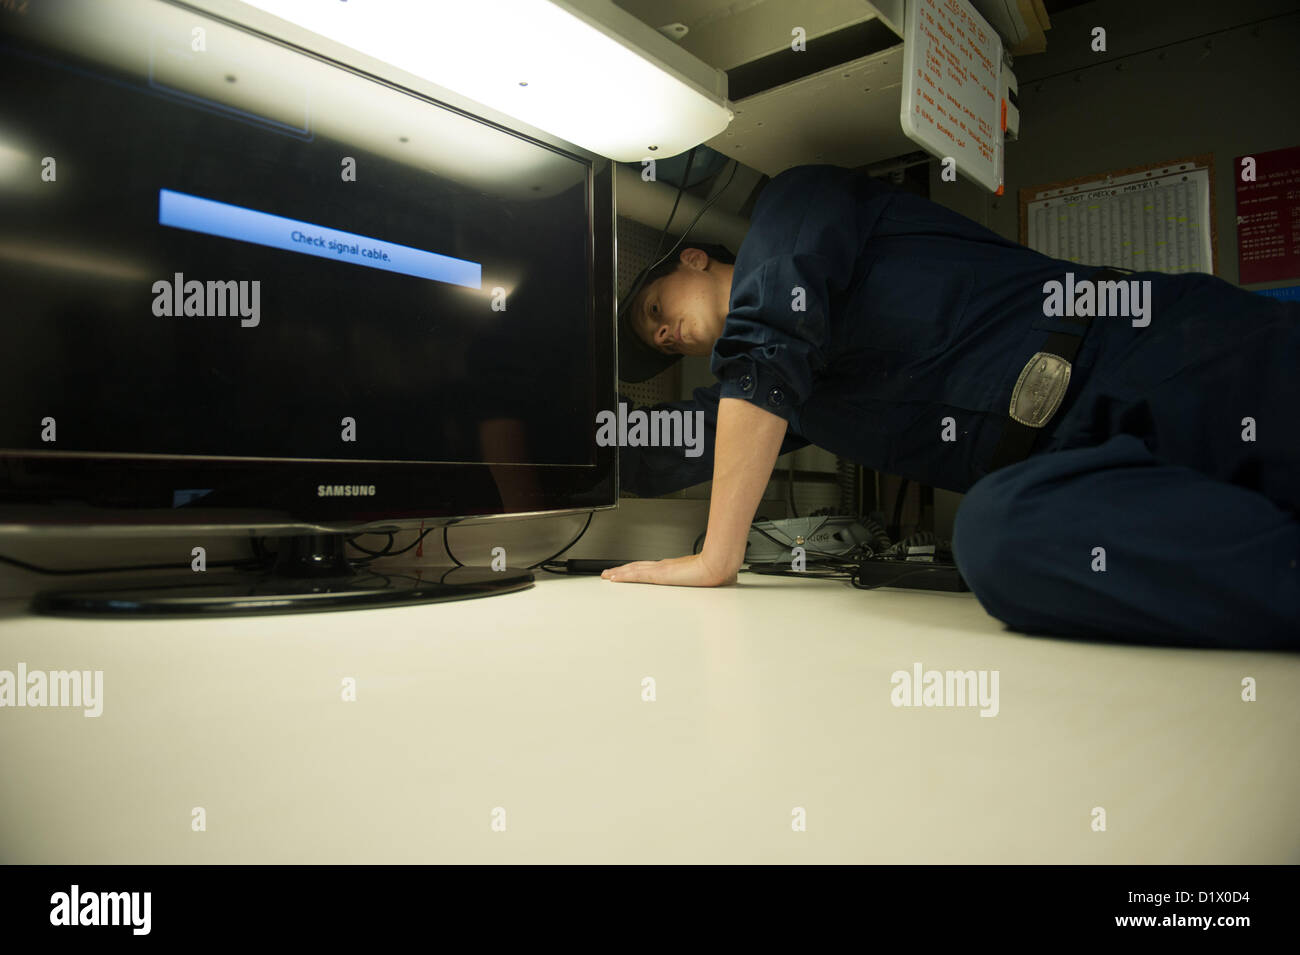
[
  {"x1": 0, "y1": 0, "x2": 616, "y2": 615},
  {"x1": 560, "y1": 558, "x2": 639, "y2": 575},
  {"x1": 853, "y1": 558, "x2": 969, "y2": 592}
]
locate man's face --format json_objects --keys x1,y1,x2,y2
[{"x1": 630, "y1": 247, "x2": 732, "y2": 358}]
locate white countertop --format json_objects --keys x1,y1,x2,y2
[{"x1": 1, "y1": 569, "x2": 1296, "y2": 863}]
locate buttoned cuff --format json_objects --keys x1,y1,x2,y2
[{"x1": 716, "y1": 356, "x2": 798, "y2": 423}]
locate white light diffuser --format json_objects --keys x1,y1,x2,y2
[{"x1": 235, "y1": 0, "x2": 733, "y2": 160}]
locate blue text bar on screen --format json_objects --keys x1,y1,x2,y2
[{"x1": 158, "y1": 189, "x2": 482, "y2": 289}]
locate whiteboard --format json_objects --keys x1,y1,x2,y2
[
  {"x1": 1024, "y1": 162, "x2": 1215, "y2": 275},
  {"x1": 899, "y1": 0, "x2": 1004, "y2": 193}
]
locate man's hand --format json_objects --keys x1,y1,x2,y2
[
  {"x1": 600, "y1": 552, "x2": 736, "y2": 586},
  {"x1": 602, "y1": 396, "x2": 789, "y2": 588}
]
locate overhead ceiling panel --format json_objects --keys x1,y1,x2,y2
[{"x1": 614, "y1": 0, "x2": 915, "y2": 177}]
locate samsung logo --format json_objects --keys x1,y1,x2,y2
[{"x1": 317, "y1": 484, "x2": 376, "y2": 497}]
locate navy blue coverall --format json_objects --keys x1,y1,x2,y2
[{"x1": 618, "y1": 164, "x2": 1300, "y2": 650}]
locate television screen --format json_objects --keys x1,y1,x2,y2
[{"x1": 0, "y1": 0, "x2": 617, "y2": 529}]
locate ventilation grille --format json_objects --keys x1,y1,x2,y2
[{"x1": 727, "y1": 19, "x2": 900, "y2": 100}]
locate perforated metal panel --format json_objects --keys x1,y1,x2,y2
[{"x1": 616, "y1": 216, "x2": 681, "y2": 405}]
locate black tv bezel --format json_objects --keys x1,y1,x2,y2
[{"x1": 0, "y1": 0, "x2": 619, "y2": 536}]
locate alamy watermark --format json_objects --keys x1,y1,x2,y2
[
  {"x1": 152, "y1": 272, "x2": 260, "y2": 327},
  {"x1": 0, "y1": 663, "x2": 103, "y2": 717},
  {"x1": 1043, "y1": 271, "x2": 1151, "y2": 327},
  {"x1": 595, "y1": 402, "x2": 705, "y2": 457},
  {"x1": 49, "y1": 885, "x2": 150, "y2": 935},
  {"x1": 891, "y1": 662, "x2": 999, "y2": 717}
]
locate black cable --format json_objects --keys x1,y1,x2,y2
[
  {"x1": 746, "y1": 566, "x2": 856, "y2": 580},
  {"x1": 851, "y1": 566, "x2": 957, "y2": 591},
  {"x1": 748, "y1": 517, "x2": 839, "y2": 557},
  {"x1": 380, "y1": 527, "x2": 434, "y2": 557},
  {"x1": 346, "y1": 531, "x2": 395, "y2": 558},
  {"x1": 836, "y1": 457, "x2": 857, "y2": 516},
  {"x1": 347, "y1": 526, "x2": 434, "y2": 560},
  {"x1": 651, "y1": 158, "x2": 740, "y2": 275},
  {"x1": 437, "y1": 511, "x2": 594, "y2": 571},
  {"x1": 650, "y1": 147, "x2": 698, "y2": 266},
  {"x1": 618, "y1": 151, "x2": 699, "y2": 320},
  {"x1": 787, "y1": 458, "x2": 798, "y2": 517},
  {"x1": 1, "y1": 528, "x2": 278, "y2": 576},
  {"x1": 884, "y1": 530, "x2": 944, "y2": 560},
  {"x1": 890, "y1": 478, "x2": 910, "y2": 540},
  {"x1": 744, "y1": 519, "x2": 878, "y2": 574},
  {"x1": 744, "y1": 527, "x2": 856, "y2": 565},
  {"x1": 525, "y1": 511, "x2": 594, "y2": 569},
  {"x1": 443, "y1": 525, "x2": 463, "y2": 568},
  {"x1": 3, "y1": 158, "x2": 734, "y2": 583},
  {"x1": 617, "y1": 157, "x2": 742, "y2": 320},
  {"x1": 0, "y1": 551, "x2": 265, "y2": 576},
  {"x1": 863, "y1": 517, "x2": 892, "y2": 554}
]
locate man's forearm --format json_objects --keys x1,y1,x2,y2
[{"x1": 700, "y1": 397, "x2": 789, "y2": 577}]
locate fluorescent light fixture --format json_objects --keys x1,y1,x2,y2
[{"x1": 235, "y1": 0, "x2": 733, "y2": 161}]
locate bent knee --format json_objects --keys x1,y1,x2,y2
[{"x1": 952, "y1": 473, "x2": 1016, "y2": 590}]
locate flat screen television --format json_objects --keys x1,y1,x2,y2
[{"x1": 0, "y1": 0, "x2": 618, "y2": 614}]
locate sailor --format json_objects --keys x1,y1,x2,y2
[{"x1": 605, "y1": 163, "x2": 1299, "y2": 650}]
